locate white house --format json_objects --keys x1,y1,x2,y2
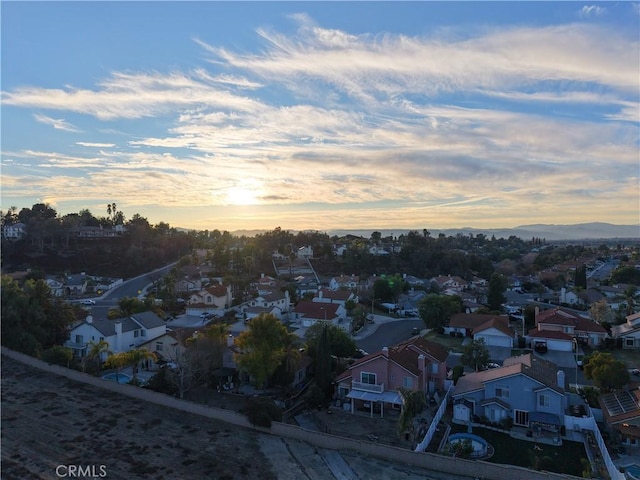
[
  {"x1": 3, "y1": 222, "x2": 26, "y2": 240},
  {"x1": 297, "y1": 245, "x2": 314, "y2": 259},
  {"x1": 45, "y1": 276, "x2": 65, "y2": 297},
  {"x1": 187, "y1": 284, "x2": 233, "y2": 316},
  {"x1": 312, "y1": 287, "x2": 358, "y2": 306},
  {"x1": 611, "y1": 312, "x2": 640, "y2": 350},
  {"x1": 65, "y1": 311, "x2": 167, "y2": 358},
  {"x1": 329, "y1": 274, "x2": 359, "y2": 291},
  {"x1": 241, "y1": 290, "x2": 291, "y2": 321},
  {"x1": 292, "y1": 300, "x2": 346, "y2": 327}
]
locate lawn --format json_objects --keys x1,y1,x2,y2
[
  {"x1": 448, "y1": 424, "x2": 586, "y2": 477},
  {"x1": 424, "y1": 331, "x2": 465, "y2": 353}
]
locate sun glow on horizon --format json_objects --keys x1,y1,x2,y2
[{"x1": 225, "y1": 186, "x2": 260, "y2": 206}]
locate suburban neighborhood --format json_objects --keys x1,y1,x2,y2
[{"x1": 2, "y1": 211, "x2": 640, "y2": 480}]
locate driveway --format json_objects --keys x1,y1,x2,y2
[
  {"x1": 534, "y1": 350, "x2": 579, "y2": 368},
  {"x1": 487, "y1": 346, "x2": 513, "y2": 363}
]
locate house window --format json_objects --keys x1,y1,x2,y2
[
  {"x1": 431, "y1": 363, "x2": 438, "y2": 374},
  {"x1": 539, "y1": 394, "x2": 550, "y2": 407},
  {"x1": 141, "y1": 330, "x2": 146, "y2": 337},
  {"x1": 514, "y1": 410, "x2": 529, "y2": 427},
  {"x1": 495, "y1": 385, "x2": 510, "y2": 399},
  {"x1": 134, "y1": 330, "x2": 139, "y2": 338},
  {"x1": 361, "y1": 372, "x2": 376, "y2": 385},
  {"x1": 99, "y1": 337, "x2": 104, "y2": 342},
  {"x1": 403, "y1": 377, "x2": 414, "y2": 388},
  {"x1": 75, "y1": 335, "x2": 83, "y2": 344},
  {"x1": 626, "y1": 338, "x2": 635, "y2": 347},
  {"x1": 156, "y1": 341, "x2": 163, "y2": 352}
]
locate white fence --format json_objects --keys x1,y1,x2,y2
[
  {"x1": 581, "y1": 416, "x2": 625, "y2": 480},
  {"x1": 415, "y1": 384, "x2": 453, "y2": 452}
]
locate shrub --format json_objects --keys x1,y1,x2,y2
[{"x1": 244, "y1": 396, "x2": 283, "y2": 428}]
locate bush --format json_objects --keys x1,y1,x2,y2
[
  {"x1": 452, "y1": 365, "x2": 464, "y2": 385},
  {"x1": 244, "y1": 396, "x2": 283, "y2": 428},
  {"x1": 40, "y1": 346, "x2": 73, "y2": 367}
]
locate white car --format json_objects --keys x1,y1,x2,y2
[{"x1": 81, "y1": 299, "x2": 96, "y2": 305}]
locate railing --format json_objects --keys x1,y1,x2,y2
[
  {"x1": 415, "y1": 384, "x2": 453, "y2": 452},
  {"x1": 352, "y1": 381, "x2": 384, "y2": 393}
]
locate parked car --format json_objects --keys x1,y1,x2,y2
[
  {"x1": 632, "y1": 368, "x2": 640, "y2": 376},
  {"x1": 534, "y1": 342, "x2": 548, "y2": 354},
  {"x1": 81, "y1": 299, "x2": 96, "y2": 305}
]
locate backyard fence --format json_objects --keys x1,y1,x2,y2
[{"x1": 415, "y1": 384, "x2": 452, "y2": 452}]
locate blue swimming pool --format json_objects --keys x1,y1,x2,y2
[
  {"x1": 102, "y1": 372, "x2": 132, "y2": 384},
  {"x1": 626, "y1": 464, "x2": 640, "y2": 480},
  {"x1": 447, "y1": 433, "x2": 490, "y2": 458}
]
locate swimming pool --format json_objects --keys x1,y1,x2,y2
[
  {"x1": 102, "y1": 372, "x2": 132, "y2": 384},
  {"x1": 447, "y1": 433, "x2": 491, "y2": 459},
  {"x1": 626, "y1": 464, "x2": 640, "y2": 480}
]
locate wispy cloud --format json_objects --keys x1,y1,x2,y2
[
  {"x1": 580, "y1": 5, "x2": 606, "y2": 17},
  {"x1": 33, "y1": 113, "x2": 82, "y2": 132},
  {"x1": 76, "y1": 142, "x2": 116, "y2": 148}
]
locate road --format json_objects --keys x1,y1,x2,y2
[
  {"x1": 356, "y1": 317, "x2": 425, "y2": 354},
  {"x1": 81, "y1": 263, "x2": 176, "y2": 320}
]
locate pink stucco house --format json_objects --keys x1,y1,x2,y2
[{"x1": 335, "y1": 336, "x2": 449, "y2": 417}]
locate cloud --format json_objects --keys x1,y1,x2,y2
[
  {"x1": 580, "y1": 5, "x2": 606, "y2": 17},
  {"x1": 76, "y1": 142, "x2": 116, "y2": 148},
  {"x1": 33, "y1": 114, "x2": 82, "y2": 132}
]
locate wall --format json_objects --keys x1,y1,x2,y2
[{"x1": 3, "y1": 347, "x2": 586, "y2": 480}]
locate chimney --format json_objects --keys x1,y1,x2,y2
[
  {"x1": 319, "y1": 290, "x2": 323, "y2": 300},
  {"x1": 418, "y1": 354, "x2": 425, "y2": 372},
  {"x1": 86, "y1": 315, "x2": 93, "y2": 324},
  {"x1": 557, "y1": 370, "x2": 566, "y2": 389},
  {"x1": 382, "y1": 347, "x2": 389, "y2": 357},
  {"x1": 534, "y1": 306, "x2": 540, "y2": 325},
  {"x1": 114, "y1": 321, "x2": 122, "y2": 352},
  {"x1": 261, "y1": 273, "x2": 265, "y2": 279}
]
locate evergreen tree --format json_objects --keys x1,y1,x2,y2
[{"x1": 315, "y1": 324, "x2": 333, "y2": 401}]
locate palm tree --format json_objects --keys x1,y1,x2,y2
[
  {"x1": 104, "y1": 351, "x2": 131, "y2": 382},
  {"x1": 126, "y1": 348, "x2": 157, "y2": 384},
  {"x1": 282, "y1": 332, "x2": 302, "y2": 379},
  {"x1": 83, "y1": 339, "x2": 111, "y2": 374}
]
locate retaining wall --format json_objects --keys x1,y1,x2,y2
[{"x1": 2, "y1": 347, "x2": 584, "y2": 480}]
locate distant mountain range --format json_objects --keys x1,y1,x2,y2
[{"x1": 230, "y1": 222, "x2": 640, "y2": 241}]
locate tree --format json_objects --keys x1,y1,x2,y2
[
  {"x1": 583, "y1": 352, "x2": 629, "y2": 392},
  {"x1": 418, "y1": 294, "x2": 463, "y2": 330},
  {"x1": 304, "y1": 322, "x2": 356, "y2": 359},
  {"x1": 589, "y1": 300, "x2": 613, "y2": 326},
  {"x1": 397, "y1": 387, "x2": 426, "y2": 435},
  {"x1": 461, "y1": 338, "x2": 491, "y2": 372},
  {"x1": 234, "y1": 313, "x2": 289, "y2": 389},
  {"x1": 574, "y1": 264, "x2": 588, "y2": 289},
  {"x1": 40, "y1": 346, "x2": 73, "y2": 367},
  {"x1": 127, "y1": 348, "x2": 156, "y2": 384},
  {"x1": 83, "y1": 339, "x2": 112, "y2": 374},
  {"x1": 487, "y1": 273, "x2": 507, "y2": 311},
  {"x1": 314, "y1": 324, "x2": 333, "y2": 401},
  {"x1": 104, "y1": 352, "x2": 131, "y2": 381}
]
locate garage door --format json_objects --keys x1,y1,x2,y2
[
  {"x1": 453, "y1": 404, "x2": 470, "y2": 423},
  {"x1": 476, "y1": 334, "x2": 512, "y2": 348},
  {"x1": 546, "y1": 339, "x2": 573, "y2": 351}
]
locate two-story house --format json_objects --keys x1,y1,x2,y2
[
  {"x1": 452, "y1": 353, "x2": 567, "y2": 438},
  {"x1": 65, "y1": 311, "x2": 167, "y2": 358},
  {"x1": 242, "y1": 290, "x2": 291, "y2": 321},
  {"x1": 528, "y1": 307, "x2": 607, "y2": 351},
  {"x1": 186, "y1": 284, "x2": 233, "y2": 316},
  {"x1": 448, "y1": 313, "x2": 515, "y2": 348},
  {"x1": 3, "y1": 222, "x2": 26, "y2": 240},
  {"x1": 611, "y1": 312, "x2": 640, "y2": 350},
  {"x1": 335, "y1": 337, "x2": 449, "y2": 418}
]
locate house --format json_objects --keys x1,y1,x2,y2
[
  {"x1": 45, "y1": 276, "x2": 65, "y2": 297},
  {"x1": 313, "y1": 287, "x2": 358, "y2": 306},
  {"x1": 368, "y1": 245, "x2": 389, "y2": 256},
  {"x1": 3, "y1": 222, "x2": 26, "y2": 240},
  {"x1": 598, "y1": 387, "x2": 640, "y2": 447},
  {"x1": 186, "y1": 284, "x2": 233, "y2": 316},
  {"x1": 241, "y1": 290, "x2": 291, "y2": 321},
  {"x1": 335, "y1": 336, "x2": 449, "y2": 418},
  {"x1": 137, "y1": 329, "x2": 189, "y2": 370},
  {"x1": 530, "y1": 307, "x2": 607, "y2": 350},
  {"x1": 64, "y1": 273, "x2": 88, "y2": 296},
  {"x1": 432, "y1": 275, "x2": 468, "y2": 293},
  {"x1": 329, "y1": 274, "x2": 359, "y2": 291},
  {"x1": 611, "y1": 312, "x2": 640, "y2": 349},
  {"x1": 448, "y1": 313, "x2": 515, "y2": 348},
  {"x1": 297, "y1": 245, "x2": 314, "y2": 259},
  {"x1": 65, "y1": 311, "x2": 167, "y2": 358},
  {"x1": 293, "y1": 275, "x2": 318, "y2": 297},
  {"x1": 254, "y1": 274, "x2": 284, "y2": 295},
  {"x1": 452, "y1": 353, "x2": 567, "y2": 436},
  {"x1": 292, "y1": 300, "x2": 345, "y2": 327}
]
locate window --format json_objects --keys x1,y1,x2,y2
[
  {"x1": 539, "y1": 394, "x2": 550, "y2": 407},
  {"x1": 134, "y1": 330, "x2": 139, "y2": 338},
  {"x1": 75, "y1": 335, "x2": 83, "y2": 344},
  {"x1": 156, "y1": 341, "x2": 163, "y2": 352},
  {"x1": 361, "y1": 372, "x2": 376, "y2": 385},
  {"x1": 141, "y1": 330, "x2": 146, "y2": 337},
  {"x1": 431, "y1": 363, "x2": 438, "y2": 374},
  {"x1": 514, "y1": 410, "x2": 529, "y2": 426},
  {"x1": 495, "y1": 385, "x2": 510, "y2": 399},
  {"x1": 99, "y1": 337, "x2": 104, "y2": 342},
  {"x1": 626, "y1": 338, "x2": 635, "y2": 347},
  {"x1": 403, "y1": 377, "x2": 414, "y2": 388}
]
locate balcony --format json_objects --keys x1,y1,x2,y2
[{"x1": 352, "y1": 381, "x2": 384, "y2": 393}]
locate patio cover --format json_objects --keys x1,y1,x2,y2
[
  {"x1": 347, "y1": 390, "x2": 403, "y2": 405},
  {"x1": 529, "y1": 411, "x2": 562, "y2": 431}
]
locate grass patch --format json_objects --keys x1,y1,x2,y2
[
  {"x1": 424, "y1": 331, "x2": 465, "y2": 353},
  {"x1": 448, "y1": 424, "x2": 585, "y2": 477}
]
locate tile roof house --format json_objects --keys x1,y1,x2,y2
[
  {"x1": 529, "y1": 307, "x2": 607, "y2": 350},
  {"x1": 186, "y1": 284, "x2": 233, "y2": 316},
  {"x1": 292, "y1": 300, "x2": 346, "y2": 327},
  {"x1": 329, "y1": 274, "x2": 359, "y2": 291},
  {"x1": 452, "y1": 353, "x2": 568, "y2": 435},
  {"x1": 65, "y1": 311, "x2": 167, "y2": 358},
  {"x1": 448, "y1": 313, "x2": 515, "y2": 348},
  {"x1": 241, "y1": 290, "x2": 291, "y2": 321},
  {"x1": 598, "y1": 387, "x2": 640, "y2": 447},
  {"x1": 611, "y1": 312, "x2": 640, "y2": 350},
  {"x1": 313, "y1": 287, "x2": 358, "y2": 306},
  {"x1": 335, "y1": 337, "x2": 449, "y2": 418}
]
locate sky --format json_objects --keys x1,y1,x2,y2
[{"x1": 1, "y1": 1, "x2": 639, "y2": 233}]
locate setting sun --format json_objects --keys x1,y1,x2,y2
[{"x1": 225, "y1": 186, "x2": 259, "y2": 206}]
